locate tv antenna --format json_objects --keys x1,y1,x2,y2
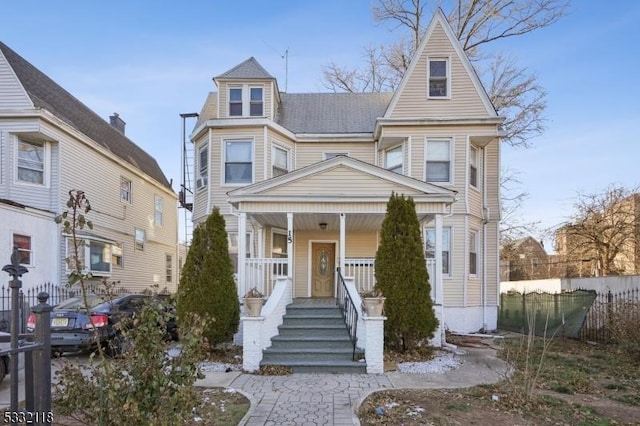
[{"x1": 282, "y1": 48, "x2": 289, "y2": 92}]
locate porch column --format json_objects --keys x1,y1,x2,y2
[
  {"x1": 434, "y1": 213, "x2": 443, "y2": 306},
  {"x1": 238, "y1": 212, "x2": 247, "y2": 297},
  {"x1": 287, "y1": 213, "x2": 293, "y2": 279},
  {"x1": 339, "y1": 213, "x2": 346, "y2": 273}
]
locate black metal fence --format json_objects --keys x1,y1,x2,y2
[
  {"x1": 499, "y1": 289, "x2": 597, "y2": 338},
  {"x1": 581, "y1": 288, "x2": 640, "y2": 342},
  {"x1": 0, "y1": 282, "x2": 129, "y2": 333}
]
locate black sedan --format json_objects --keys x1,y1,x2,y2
[{"x1": 27, "y1": 293, "x2": 174, "y2": 356}]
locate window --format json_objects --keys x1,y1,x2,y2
[
  {"x1": 120, "y1": 177, "x2": 132, "y2": 202},
  {"x1": 225, "y1": 140, "x2": 252, "y2": 184},
  {"x1": 13, "y1": 234, "x2": 32, "y2": 265},
  {"x1": 324, "y1": 152, "x2": 349, "y2": 160},
  {"x1": 155, "y1": 195, "x2": 163, "y2": 226},
  {"x1": 428, "y1": 58, "x2": 448, "y2": 97},
  {"x1": 197, "y1": 144, "x2": 208, "y2": 189},
  {"x1": 166, "y1": 254, "x2": 173, "y2": 283},
  {"x1": 66, "y1": 238, "x2": 115, "y2": 276},
  {"x1": 469, "y1": 231, "x2": 478, "y2": 275},
  {"x1": 135, "y1": 228, "x2": 146, "y2": 251},
  {"x1": 112, "y1": 243, "x2": 123, "y2": 268},
  {"x1": 17, "y1": 139, "x2": 45, "y2": 185},
  {"x1": 425, "y1": 228, "x2": 450, "y2": 275},
  {"x1": 229, "y1": 233, "x2": 252, "y2": 273},
  {"x1": 272, "y1": 146, "x2": 289, "y2": 177},
  {"x1": 229, "y1": 87, "x2": 242, "y2": 116},
  {"x1": 386, "y1": 146, "x2": 403, "y2": 174},
  {"x1": 469, "y1": 145, "x2": 478, "y2": 188},
  {"x1": 426, "y1": 139, "x2": 451, "y2": 183},
  {"x1": 250, "y1": 87, "x2": 263, "y2": 116},
  {"x1": 271, "y1": 231, "x2": 288, "y2": 276}
]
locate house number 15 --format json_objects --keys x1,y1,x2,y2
[{"x1": 287, "y1": 230, "x2": 293, "y2": 243}]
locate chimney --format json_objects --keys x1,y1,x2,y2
[{"x1": 109, "y1": 112, "x2": 126, "y2": 134}]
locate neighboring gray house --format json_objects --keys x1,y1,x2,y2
[{"x1": 0, "y1": 41, "x2": 179, "y2": 293}]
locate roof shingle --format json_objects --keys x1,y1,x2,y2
[{"x1": 216, "y1": 57, "x2": 274, "y2": 80}]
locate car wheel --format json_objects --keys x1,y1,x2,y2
[{"x1": 0, "y1": 357, "x2": 7, "y2": 384}]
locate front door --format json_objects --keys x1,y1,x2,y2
[{"x1": 311, "y1": 243, "x2": 335, "y2": 297}]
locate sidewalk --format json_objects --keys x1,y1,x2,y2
[{"x1": 195, "y1": 347, "x2": 509, "y2": 426}]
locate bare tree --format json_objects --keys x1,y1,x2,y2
[
  {"x1": 321, "y1": 0, "x2": 569, "y2": 147},
  {"x1": 558, "y1": 185, "x2": 640, "y2": 277},
  {"x1": 500, "y1": 167, "x2": 540, "y2": 243}
]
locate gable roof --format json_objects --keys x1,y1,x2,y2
[
  {"x1": 384, "y1": 8, "x2": 497, "y2": 118},
  {"x1": 215, "y1": 57, "x2": 275, "y2": 80},
  {"x1": 228, "y1": 154, "x2": 457, "y2": 202},
  {"x1": 0, "y1": 41, "x2": 172, "y2": 189},
  {"x1": 276, "y1": 93, "x2": 392, "y2": 134}
]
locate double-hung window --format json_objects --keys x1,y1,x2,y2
[
  {"x1": 469, "y1": 231, "x2": 478, "y2": 275},
  {"x1": 112, "y1": 243, "x2": 124, "y2": 268},
  {"x1": 425, "y1": 228, "x2": 450, "y2": 275},
  {"x1": 17, "y1": 139, "x2": 45, "y2": 185},
  {"x1": 225, "y1": 140, "x2": 252, "y2": 184},
  {"x1": 426, "y1": 139, "x2": 451, "y2": 183},
  {"x1": 229, "y1": 233, "x2": 252, "y2": 273},
  {"x1": 428, "y1": 58, "x2": 449, "y2": 98},
  {"x1": 66, "y1": 237, "x2": 113, "y2": 276},
  {"x1": 120, "y1": 177, "x2": 132, "y2": 202},
  {"x1": 229, "y1": 87, "x2": 243, "y2": 116},
  {"x1": 272, "y1": 231, "x2": 288, "y2": 276},
  {"x1": 197, "y1": 144, "x2": 208, "y2": 189},
  {"x1": 250, "y1": 87, "x2": 263, "y2": 116},
  {"x1": 386, "y1": 146, "x2": 403, "y2": 174},
  {"x1": 155, "y1": 195, "x2": 164, "y2": 226},
  {"x1": 135, "y1": 228, "x2": 146, "y2": 251},
  {"x1": 272, "y1": 146, "x2": 289, "y2": 177},
  {"x1": 13, "y1": 234, "x2": 32, "y2": 265},
  {"x1": 469, "y1": 145, "x2": 478, "y2": 188}
]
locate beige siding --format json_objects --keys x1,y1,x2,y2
[
  {"x1": 0, "y1": 51, "x2": 32, "y2": 109},
  {"x1": 260, "y1": 165, "x2": 426, "y2": 197},
  {"x1": 296, "y1": 142, "x2": 375, "y2": 169},
  {"x1": 239, "y1": 201, "x2": 447, "y2": 214},
  {"x1": 389, "y1": 22, "x2": 489, "y2": 119},
  {"x1": 192, "y1": 135, "x2": 209, "y2": 223},
  {"x1": 484, "y1": 140, "x2": 500, "y2": 220}
]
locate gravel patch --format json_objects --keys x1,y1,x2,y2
[
  {"x1": 199, "y1": 361, "x2": 242, "y2": 372},
  {"x1": 396, "y1": 351, "x2": 462, "y2": 374}
]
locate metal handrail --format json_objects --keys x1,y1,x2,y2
[{"x1": 336, "y1": 267, "x2": 358, "y2": 361}]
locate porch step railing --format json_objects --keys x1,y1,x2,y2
[
  {"x1": 344, "y1": 257, "x2": 437, "y2": 298},
  {"x1": 336, "y1": 267, "x2": 358, "y2": 361},
  {"x1": 241, "y1": 258, "x2": 288, "y2": 299}
]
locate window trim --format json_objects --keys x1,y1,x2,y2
[
  {"x1": 196, "y1": 143, "x2": 208, "y2": 190},
  {"x1": 228, "y1": 84, "x2": 265, "y2": 117},
  {"x1": 154, "y1": 195, "x2": 164, "y2": 227},
  {"x1": 272, "y1": 145, "x2": 290, "y2": 178},
  {"x1": 425, "y1": 227, "x2": 452, "y2": 276},
  {"x1": 425, "y1": 138, "x2": 453, "y2": 184},
  {"x1": 427, "y1": 56, "x2": 451, "y2": 99},
  {"x1": 469, "y1": 230, "x2": 478, "y2": 276},
  {"x1": 12, "y1": 233, "x2": 33, "y2": 266},
  {"x1": 223, "y1": 139, "x2": 254, "y2": 186},
  {"x1": 469, "y1": 145, "x2": 479, "y2": 189},
  {"x1": 15, "y1": 138, "x2": 49, "y2": 187},
  {"x1": 385, "y1": 145, "x2": 403, "y2": 174}
]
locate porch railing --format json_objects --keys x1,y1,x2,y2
[
  {"x1": 336, "y1": 267, "x2": 358, "y2": 361},
  {"x1": 344, "y1": 257, "x2": 436, "y2": 296},
  {"x1": 241, "y1": 258, "x2": 288, "y2": 299}
]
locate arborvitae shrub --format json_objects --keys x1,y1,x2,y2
[
  {"x1": 374, "y1": 193, "x2": 438, "y2": 351},
  {"x1": 177, "y1": 208, "x2": 239, "y2": 345}
]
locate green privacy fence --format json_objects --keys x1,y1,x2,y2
[{"x1": 499, "y1": 289, "x2": 597, "y2": 338}]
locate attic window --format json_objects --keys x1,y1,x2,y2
[
  {"x1": 229, "y1": 88, "x2": 242, "y2": 116},
  {"x1": 250, "y1": 87, "x2": 263, "y2": 116},
  {"x1": 428, "y1": 58, "x2": 449, "y2": 98}
]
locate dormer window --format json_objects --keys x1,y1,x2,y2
[
  {"x1": 428, "y1": 58, "x2": 449, "y2": 98},
  {"x1": 228, "y1": 85, "x2": 264, "y2": 117}
]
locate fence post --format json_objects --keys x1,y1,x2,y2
[
  {"x1": 522, "y1": 292, "x2": 528, "y2": 335},
  {"x1": 32, "y1": 291, "x2": 52, "y2": 426},
  {"x1": 606, "y1": 290, "x2": 613, "y2": 342},
  {"x1": 1, "y1": 244, "x2": 28, "y2": 412}
]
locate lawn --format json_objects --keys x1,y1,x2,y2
[{"x1": 359, "y1": 336, "x2": 640, "y2": 425}]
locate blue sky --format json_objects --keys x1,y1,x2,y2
[{"x1": 2, "y1": 1, "x2": 639, "y2": 251}]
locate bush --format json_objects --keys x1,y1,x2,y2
[
  {"x1": 375, "y1": 193, "x2": 438, "y2": 351},
  {"x1": 54, "y1": 302, "x2": 207, "y2": 424},
  {"x1": 609, "y1": 300, "x2": 640, "y2": 360},
  {"x1": 177, "y1": 208, "x2": 240, "y2": 346}
]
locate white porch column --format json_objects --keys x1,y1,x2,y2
[
  {"x1": 287, "y1": 213, "x2": 293, "y2": 280},
  {"x1": 238, "y1": 212, "x2": 247, "y2": 297},
  {"x1": 339, "y1": 213, "x2": 346, "y2": 273},
  {"x1": 434, "y1": 213, "x2": 443, "y2": 306}
]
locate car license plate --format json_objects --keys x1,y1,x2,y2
[{"x1": 51, "y1": 318, "x2": 68, "y2": 327}]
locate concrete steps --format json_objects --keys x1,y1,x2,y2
[{"x1": 261, "y1": 298, "x2": 366, "y2": 374}]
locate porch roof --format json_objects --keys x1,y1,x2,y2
[{"x1": 227, "y1": 155, "x2": 457, "y2": 213}]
